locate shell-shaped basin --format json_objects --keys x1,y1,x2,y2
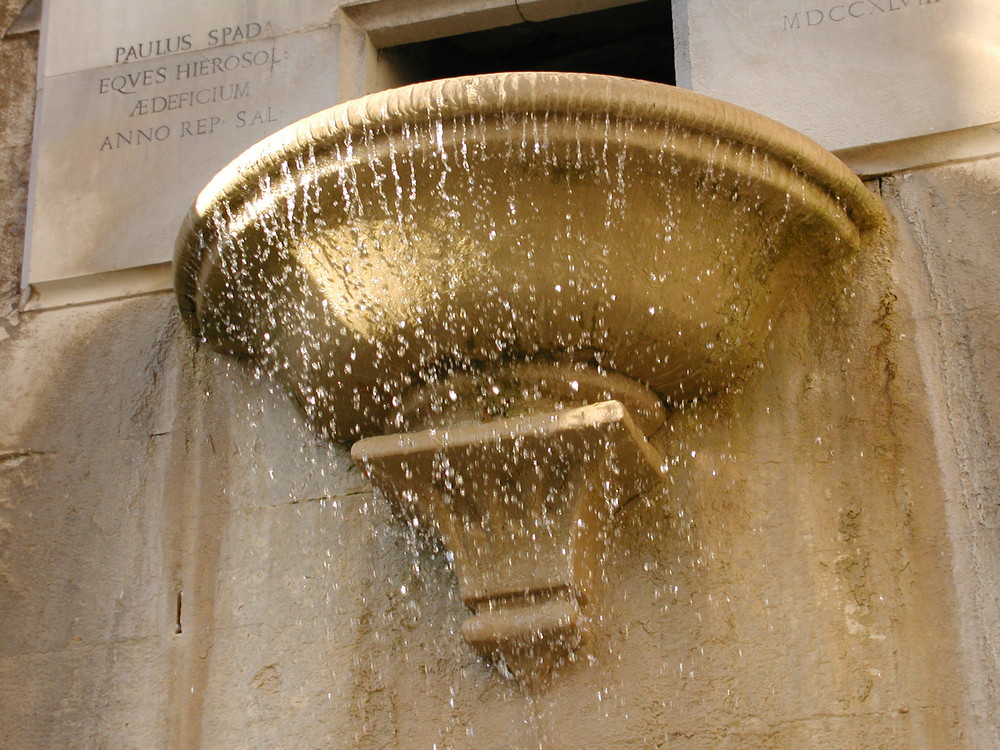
[{"x1": 175, "y1": 72, "x2": 883, "y2": 440}]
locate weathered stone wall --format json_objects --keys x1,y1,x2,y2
[
  {"x1": 884, "y1": 162, "x2": 1000, "y2": 746},
  {"x1": 2, "y1": 3, "x2": 1000, "y2": 747},
  {"x1": 0, "y1": 0, "x2": 34, "y2": 312}
]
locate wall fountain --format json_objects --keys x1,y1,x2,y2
[{"x1": 174, "y1": 72, "x2": 883, "y2": 686}]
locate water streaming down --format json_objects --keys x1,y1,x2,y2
[{"x1": 175, "y1": 72, "x2": 884, "y2": 687}]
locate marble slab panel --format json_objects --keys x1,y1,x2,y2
[
  {"x1": 41, "y1": 0, "x2": 336, "y2": 77},
  {"x1": 679, "y1": 0, "x2": 1000, "y2": 151},
  {"x1": 26, "y1": 26, "x2": 340, "y2": 284}
]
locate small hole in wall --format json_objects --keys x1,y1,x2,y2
[{"x1": 379, "y1": 0, "x2": 675, "y2": 88}]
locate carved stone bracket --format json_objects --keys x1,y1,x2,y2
[{"x1": 352, "y1": 400, "x2": 665, "y2": 685}]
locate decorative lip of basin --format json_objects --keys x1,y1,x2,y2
[
  {"x1": 174, "y1": 72, "x2": 885, "y2": 440},
  {"x1": 176, "y1": 73, "x2": 880, "y2": 290}
]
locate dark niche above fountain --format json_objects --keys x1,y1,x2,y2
[{"x1": 174, "y1": 72, "x2": 884, "y2": 685}]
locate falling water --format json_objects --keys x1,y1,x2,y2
[{"x1": 174, "y1": 72, "x2": 886, "y2": 747}]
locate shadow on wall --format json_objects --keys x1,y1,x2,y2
[{"x1": 883, "y1": 157, "x2": 1000, "y2": 748}]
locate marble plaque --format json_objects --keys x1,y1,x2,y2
[
  {"x1": 26, "y1": 5, "x2": 340, "y2": 287},
  {"x1": 679, "y1": 0, "x2": 1000, "y2": 151},
  {"x1": 41, "y1": 0, "x2": 335, "y2": 77}
]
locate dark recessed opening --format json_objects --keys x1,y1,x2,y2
[{"x1": 380, "y1": 1, "x2": 674, "y2": 87}]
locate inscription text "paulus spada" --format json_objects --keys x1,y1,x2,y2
[{"x1": 113, "y1": 23, "x2": 264, "y2": 63}]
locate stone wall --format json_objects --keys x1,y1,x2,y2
[
  {"x1": 0, "y1": 0, "x2": 33, "y2": 311},
  {"x1": 2, "y1": 3, "x2": 1000, "y2": 747}
]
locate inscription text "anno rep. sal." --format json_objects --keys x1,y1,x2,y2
[{"x1": 783, "y1": 0, "x2": 940, "y2": 30}]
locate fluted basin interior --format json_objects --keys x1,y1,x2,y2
[{"x1": 175, "y1": 72, "x2": 882, "y2": 441}]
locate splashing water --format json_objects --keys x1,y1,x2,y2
[{"x1": 174, "y1": 73, "x2": 885, "y2": 735}]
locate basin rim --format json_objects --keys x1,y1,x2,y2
[{"x1": 174, "y1": 71, "x2": 883, "y2": 326}]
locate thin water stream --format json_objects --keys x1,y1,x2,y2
[{"x1": 174, "y1": 72, "x2": 885, "y2": 725}]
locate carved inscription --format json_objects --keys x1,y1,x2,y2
[
  {"x1": 113, "y1": 23, "x2": 262, "y2": 62},
  {"x1": 98, "y1": 24, "x2": 285, "y2": 152},
  {"x1": 783, "y1": 0, "x2": 941, "y2": 30}
]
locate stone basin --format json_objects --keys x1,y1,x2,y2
[
  {"x1": 174, "y1": 72, "x2": 883, "y2": 441},
  {"x1": 175, "y1": 72, "x2": 886, "y2": 684}
]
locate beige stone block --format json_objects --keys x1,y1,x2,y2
[
  {"x1": 0, "y1": 293, "x2": 363, "y2": 491},
  {"x1": 0, "y1": 144, "x2": 30, "y2": 300},
  {"x1": 174, "y1": 495, "x2": 474, "y2": 746},
  {"x1": 41, "y1": 0, "x2": 336, "y2": 77},
  {"x1": 888, "y1": 159, "x2": 1000, "y2": 318},
  {"x1": 0, "y1": 638, "x2": 170, "y2": 749},
  {"x1": 679, "y1": 0, "x2": 1000, "y2": 151},
  {"x1": 874, "y1": 160, "x2": 1000, "y2": 748},
  {"x1": 0, "y1": 295, "x2": 178, "y2": 449},
  {"x1": 0, "y1": 0, "x2": 27, "y2": 30},
  {"x1": 203, "y1": 494, "x2": 379, "y2": 632},
  {"x1": 177, "y1": 621, "x2": 362, "y2": 748},
  {"x1": 884, "y1": 156, "x2": 1000, "y2": 531},
  {"x1": 0, "y1": 423, "x2": 175, "y2": 657},
  {"x1": 188, "y1": 349, "x2": 368, "y2": 509},
  {"x1": 26, "y1": 27, "x2": 340, "y2": 283},
  {"x1": 0, "y1": 34, "x2": 38, "y2": 151},
  {"x1": 0, "y1": 296, "x2": 363, "y2": 660},
  {"x1": 601, "y1": 503, "x2": 897, "y2": 719}
]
